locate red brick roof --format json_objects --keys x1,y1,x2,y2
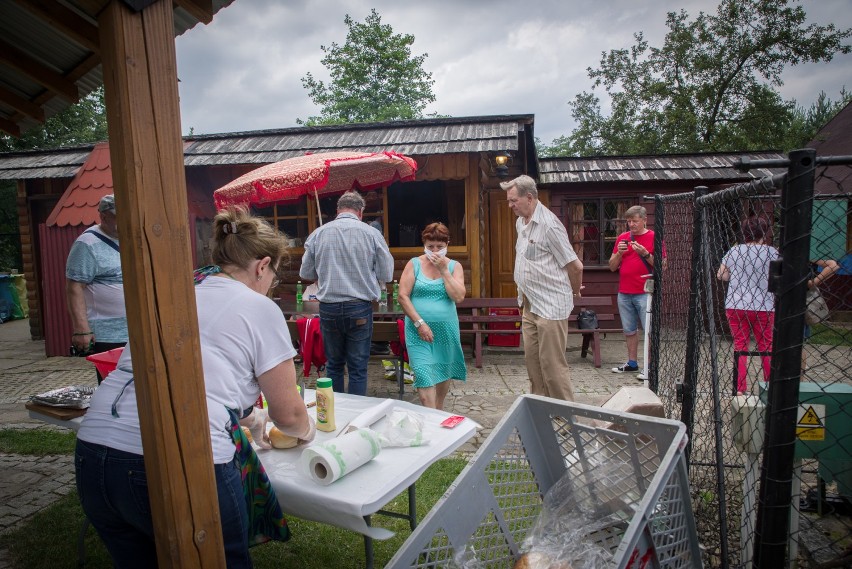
[
  {"x1": 46, "y1": 142, "x2": 215, "y2": 227},
  {"x1": 46, "y1": 142, "x2": 112, "y2": 227}
]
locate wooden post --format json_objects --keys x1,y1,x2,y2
[
  {"x1": 468, "y1": 154, "x2": 481, "y2": 298},
  {"x1": 98, "y1": 1, "x2": 225, "y2": 567}
]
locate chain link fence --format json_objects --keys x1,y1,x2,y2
[{"x1": 651, "y1": 150, "x2": 852, "y2": 568}]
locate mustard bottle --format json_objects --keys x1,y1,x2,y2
[{"x1": 315, "y1": 377, "x2": 336, "y2": 432}]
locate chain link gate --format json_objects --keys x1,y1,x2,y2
[{"x1": 651, "y1": 149, "x2": 852, "y2": 568}]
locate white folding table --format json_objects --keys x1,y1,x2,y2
[
  {"x1": 29, "y1": 390, "x2": 479, "y2": 568},
  {"x1": 260, "y1": 390, "x2": 479, "y2": 567}
]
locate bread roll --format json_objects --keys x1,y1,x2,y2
[
  {"x1": 512, "y1": 552, "x2": 572, "y2": 569},
  {"x1": 268, "y1": 426, "x2": 299, "y2": 449},
  {"x1": 241, "y1": 426, "x2": 253, "y2": 443}
]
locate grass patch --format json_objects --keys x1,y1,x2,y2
[
  {"x1": 0, "y1": 456, "x2": 468, "y2": 569},
  {"x1": 809, "y1": 323, "x2": 852, "y2": 347},
  {"x1": 0, "y1": 428, "x2": 76, "y2": 455}
]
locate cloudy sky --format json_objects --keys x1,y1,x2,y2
[{"x1": 174, "y1": 0, "x2": 852, "y2": 146}]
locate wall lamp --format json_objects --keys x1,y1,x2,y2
[{"x1": 494, "y1": 151, "x2": 512, "y2": 178}]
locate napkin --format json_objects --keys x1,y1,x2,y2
[{"x1": 337, "y1": 399, "x2": 396, "y2": 436}]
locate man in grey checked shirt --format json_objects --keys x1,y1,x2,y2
[
  {"x1": 502, "y1": 175, "x2": 584, "y2": 401},
  {"x1": 300, "y1": 191, "x2": 394, "y2": 395}
]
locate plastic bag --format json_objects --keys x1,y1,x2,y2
[
  {"x1": 513, "y1": 457, "x2": 639, "y2": 568},
  {"x1": 382, "y1": 359, "x2": 414, "y2": 384},
  {"x1": 375, "y1": 409, "x2": 429, "y2": 447}
]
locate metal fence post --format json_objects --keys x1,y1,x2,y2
[
  {"x1": 680, "y1": 186, "x2": 707, "y2": 467},
  {"x1": 753, "y1": 149, "x2": 816, "y2": 568},
  {"x1": 649, "y1": 194, "x2": 664, "y2": 393}
]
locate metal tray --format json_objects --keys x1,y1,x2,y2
[{"x1": 30, "y1": 385, "x2": 95, "y2": 409}]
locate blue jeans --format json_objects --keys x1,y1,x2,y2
[
  {"x1": 75, "y1": 439, "x2": 251, "y2": 569},
  {"x1": 617, "y1": 292, "x2": 648, "y2": 334},
  {"x1": 319, "y1": 300, "x2": 373, "y2": 395}
]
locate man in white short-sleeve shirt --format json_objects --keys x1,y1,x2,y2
[{"x1": 502, "y1": 175, "x2": 583, "y2": 401}]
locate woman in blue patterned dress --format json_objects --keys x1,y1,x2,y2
[{"x1": 398, "y1": 222, "x2": 467, "y2": 410}]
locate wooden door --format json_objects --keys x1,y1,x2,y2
[
  {"x1": 488, "y1": 191, "x2": 516, "y2": 297},
  {"x1": 487, "y1": 190, "x2": 550, "y2": 298}
]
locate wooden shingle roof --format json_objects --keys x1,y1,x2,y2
[
  {"x1": 182, "y1": 114, "x2": 535, "y2": 166},
  {"x1": 0, "y1": 114, "x2": 537, "y2": 178},
  {"x1": 0, "y1": 144, "x2": 94, "y2": 180},
  {"x1": 539, "y1": 152, "x2": 786, "y2": 184}
]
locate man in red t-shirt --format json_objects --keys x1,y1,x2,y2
[{"x1": 608, "y1": 205, "x2": 665, "y2": 374}]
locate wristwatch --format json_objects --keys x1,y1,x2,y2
[{"x1": 414, "y1": 319, "x2": 425, "y2": 329}]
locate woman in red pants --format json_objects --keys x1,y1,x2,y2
[{"x1": 717, "y1": 216, "x2": 779, "y2": 395}]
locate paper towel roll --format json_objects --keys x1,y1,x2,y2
[
  {"x1": 300, "y1": 428, "x2": 383, "y2": 485},
  {"x1": 341, "y1": 399, "x2": 396, "y2": 434}
]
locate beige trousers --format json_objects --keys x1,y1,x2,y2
[{"x1": 521, "y1": 297, "x2": 576, "y2": 402}]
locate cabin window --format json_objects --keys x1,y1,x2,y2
[
  {"x1": 387, "y1": 180, "x2": 466, "y2": 248},
  {"x1": 565, "y1": 198, "x2": 634, "y2": 265},
  {"x1": 254, "y1": 201, "x2": 310, "y2": 247},
  {"x1": 256, "y1": 180, "x2": 466, "y2": 252}
]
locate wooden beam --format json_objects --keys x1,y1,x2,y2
[
  {"x1": 11, "y1": 0, "x2": 101, "y2": 53},
  {"x1": 12, "y1": 53, "x2": 101, "y2": 122},
  {"x1": 98, "y1": 0, "x2": 225, "y2": 566},
  {"x1": 0, "y1": 116, "x2": 21, "y2": 138},
  {"x1": 0, "y1": 38, "x2": 79, "y2": 102},
  {"x1": 173, "y1": 0, "x2": 214, "y2": 24},
  {"x1": 0, "y1": 86, "x2": 45, "y2": 122}
]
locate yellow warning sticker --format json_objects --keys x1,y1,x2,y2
[
  {"x1": 798, "y1": 406, "x2": 822, "y2": 426},
  {"x1": 796, "y1": 404, "x2": 825, "y2": 441}
]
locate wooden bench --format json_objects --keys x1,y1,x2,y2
[
  {"x1": 287, "y1": 319, "x2": 408, "y2": 399},
  {"x1": 456, "y1": 297, "x2": 622, "y2": 368}
]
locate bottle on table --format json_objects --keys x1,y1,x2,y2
[
  {"x1": 392, "y1": 280, "x2": 399, "y2": 307},
  {"x1": 296, "y1": 280, "x2": 303, "y2": 304},
  {"x1": 379, "y1": 284, "x2": 388, "y2": 307},
  {"x1": 315, "y1": 377, "x2": 336, "y2": 432}
]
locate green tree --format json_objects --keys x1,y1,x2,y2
[
  {"x1": 0, "y1": 87, "x2": 108, "y2": 270},
  {"x1": 299, "y1": 9, "x2": 436, "y2": 125},
  {"x1": 0, "y1": 87, "x2": 107, "y2": 152},
  {"x1": 783, "y1": 88, "x2": 852, "y2": 149},
  {"x1": 544, "y1": 0, "x2": 851, "y2": 156}
]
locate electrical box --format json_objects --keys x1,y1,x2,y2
[{"x1": 759, "y1": 381, "x2": 852, "y2": 496}]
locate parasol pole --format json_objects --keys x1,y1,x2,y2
[{"x1": 313, "y1": 189, "x2": 322, "y2": 226}]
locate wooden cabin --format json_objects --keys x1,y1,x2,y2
[
  {"x1": 538, "y1": 152, "x2": 787, "y2": 326},
  {"x1": 0, "y1": 114, "x2": 538, "y2": 353},
  {"x1": 7, "y1": 113, "x2": 850, "y2": 352}
]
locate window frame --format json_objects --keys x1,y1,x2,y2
[
  {"x1": 256, "y1": 181, "x2": 468, "y2": 254},
  {"x1": 563, "y1": 196, "x2": 637, "y2": 267}
]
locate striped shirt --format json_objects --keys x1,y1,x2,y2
[
  {"x1": 299, "y1": 212, "x2": 394, "y2": 303},
  {"x1": 514, "y1": 202, "x2": 579, "y2": 320}
]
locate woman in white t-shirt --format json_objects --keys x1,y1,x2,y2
[
  {"x1": 75, "y1": 208, "x2": 314, "y2": 568},
  {"x1": 717, "y1": 216, "x2": 779, "y2": 395}
]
